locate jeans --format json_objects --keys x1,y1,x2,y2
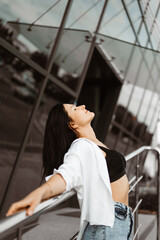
[{"x1": 82, "y1": 201, "x2": 134, "y2": 240}]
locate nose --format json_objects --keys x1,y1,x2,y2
[{"x1": 81, "y1": 105, "x2": 85, "y2": 110}]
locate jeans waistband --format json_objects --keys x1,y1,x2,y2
[{"x1": 114, "y1": 201, "x2": 133, "y2": 215}]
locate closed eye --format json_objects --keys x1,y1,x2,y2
[{"x1": 72, "y1": 105, "x2": 77, "y2": 111}]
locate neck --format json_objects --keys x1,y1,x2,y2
[{"x1": 78, "y1": 124, "x2": 97, "y2": 142}]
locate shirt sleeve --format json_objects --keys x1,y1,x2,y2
[{"x1": 46, "y1": 152, "x2": 83, "y2": 192}]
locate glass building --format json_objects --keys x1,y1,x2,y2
[{"x1": 0, "y1": 0, "x2": 160, "y2": 218}]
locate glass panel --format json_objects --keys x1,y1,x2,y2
[
  {"x1": 117, "y1": 82, "x2": 133, "y2": 108},
  {"x1": 151, "y1": 63, "x2": 159, "y2": 87},
  {"x1": 99, "y1": 35, "x2": 136, "y2": 77},
  {"x1": 4, "y1": 78, "x2": 75, "y2": 213},
  {"x1": 65, "y1": 0, "x2": 105, "y2": 32},
  {"x1": 149, "y1": 0, "x2": 159, "y2": 17},
  {"x1": 125, "y1": 49, "x2": 154, "y2": 91},
  {"x1": 52, "y1": 29, "x2": 92, "y2": 90},
  {"x1": 0, "y1": 46, "x2": 45, "y2": 213},
  {"x1": 99, "y1": 0, "x2": 135, "y2": 43},
  {"x1": 137, "y1": 89, "x2": 153, "y2": 124},
  {"x1": 127, "y1": 0, "x2": 142, "y2": 33},
  {"x1": 0, "y1": 21, "x2": 60, "y2": 69},
  {"x1": 8, "y1": 22, "x2": 58, "y2": 56},
  {"x1": 0, "y1": 0, "x2": 66, "y2": 26},
  {"x1": 0, "y1": 21, "x2": 94, "y2": 91},
  {"x1": 145, "y1": 93, "x2": 159, "y2": 127},
  {"x1": 0, "y1": 1, "x2": 67, "y2": 74},
  {"x1": 150, "y1": 27, "x2": 159, "y2": 50},
  {"x1": 0, "y1": 47, "x2": 75, "y2": 213},
  {"x1": 50, "y1": 0, "x2": 106, "y2": 91},
  {"x1": 149, "y1": 106, "x2": 159, "y2": 134},
  {"x1": 138, "y1": 23, "x2": 149, "y2": 47},
  {"x1": 144, "y1": 3, "x2": 159, "y2": 50},
  {"x1": 147, "y1": 42, "x2": 152, "y2": 50},
  {"x1": 127, "y1": 85, "x2": 145, "y2": 117},
  {"x1": 156, "y1": 7, "x2": 160, "y2": 35},
  {"x1": 139, "y1": 0, "x2": 147, "y2": 14},
  {"x1": 98, "y1": 35, "x2": 160, "y2": 93}
]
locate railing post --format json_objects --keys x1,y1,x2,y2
[
  {"x1": 17, "y1": 226, "x2": 22, "y2": 240},
  {"x1": 134, "y1": 155, "x2": 140, "y2": 240},
  {"x1": 157, "y1": 152, "x2": 160, "y2": 240}
]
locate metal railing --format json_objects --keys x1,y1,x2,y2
[
  {"x1": 0, "y1": 190, "x2": 76, "y2": 240},
  {"x1": 125, "y1": 146, "x2": 160, "y2": 240},
  {"x1": 0, "y1": 146, "x2": 159, "y2": 240}
]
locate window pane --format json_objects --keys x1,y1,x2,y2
[
  {"x1": 127, "y1": 0, "x2": 142, "y2": 33},
  {"x1": 52, "y1": 29, "x2": 92, "y2": 90},
  {"x1": 0, "y1": 0, "x2": 67, "y2": 26},
  {"x1": 0, "y1": 46, "x2": 45, "y2": 211},
  {"x1": 146, "y1": 93, "x2": 159, "y2": 127},
  {"x1": 3, "y1": 79, "x2": 75, "y2": 212},
  {"x1": 65, "y1": 0, "x2": 105, "y2": 32},
  {"x1": 138, "y1": 23, "x2": 149, "y2": 47},
  {"x1": 99, "y1": 0, "x2": 135, "y2": 43}
]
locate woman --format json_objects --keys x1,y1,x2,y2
[{"x1": 6, "y1": 104, "x2": 134, "y2": 240}]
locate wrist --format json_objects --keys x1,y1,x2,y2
[{"x1": 40, "y1": 182, "x2": 53, "y2": 199}]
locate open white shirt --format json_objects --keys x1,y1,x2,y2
[{"x1": 46, "y1": 138, "x2": 114, "y2": 240}]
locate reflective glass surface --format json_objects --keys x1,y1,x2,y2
[
  {"x1": 149, "y1": 106, "x2": 159, "y2": 134},
  {"x1": 65, "y1": 0, "x2": 105, "y2": 32},
  {"x1": 0, "y1": 46, "x2": 45, "y2": 211},
  {"x1": 99, "y1": 0, "x2": 135, "y2": 43},
  {"x1": 4, "y1": 77, "x2": 75, "y2": 211},
  {"x1": 149, "y1": 0, "x2": 160, "y2": 17},
  {"x1": 138, "y1": 23, "x2": 149, "y2": 46},
  {"x1": 150, "y1": 28, "x2": 159, "y2": 50},
  {"x1": 0, "y1": 21, "x2": 94, "y2": 91},
  {"x1": 156, "y1": 6, "x2": 160, "y2": 37},
  {"x1": 98, "y1": 35, "x2": 160, "y2": 93},
  {"x1": 0, "y1": 46, "x2": 75, "y2": 212},
  {"x1": 141, "y1": 1, "x2": 160, "y2": 51},
  {"x1": 0, "y1": 0, "x2": 67, "y2": 26},
  {"x1": 52, "y1": 29, "x2": 92, "y2": 90},
  {"x1": 118, "y1": 82, "x2": 133, "y2": 108},
  {"x1": 146, "y1": 93, "x2": 159, "y2": 128},
  {"x1": 127, "y1": 0, "x2": 142, "y2": 33},
  {"x1": 97, "y1": 35, "x2": 135, "y2": 78},
  {"x1": 138, "y1": 89, "x2": 154, "y2": 125}
]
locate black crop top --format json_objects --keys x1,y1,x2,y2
[{"x1": 98, "y1": 146, "x2": 126, "y2": 183}]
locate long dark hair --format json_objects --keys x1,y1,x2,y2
[{"x1": 42, "y1": 104, "x2": 77, "y2": 180}]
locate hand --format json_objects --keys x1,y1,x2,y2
[
  {"x1": 6, "y1": 174, "x2": 66, "y2": 217},
  {"x1": 6, "y1": 188, "x2": 44, "y2": 217}
]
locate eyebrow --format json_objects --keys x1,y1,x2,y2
[{"x1": 71, "y1": 104, "x2": 76, "y2": 108}]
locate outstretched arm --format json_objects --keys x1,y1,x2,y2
[{"x1": 6, "y1": 173, "x2": 66, "y2": 216}]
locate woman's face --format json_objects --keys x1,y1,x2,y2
[{"x1": 63, "y1": 104, "x2": 95, "y2": 128}]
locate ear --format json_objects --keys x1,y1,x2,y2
[{"x1": 68, "y1": 122, "x2": 78, "y2": 130}]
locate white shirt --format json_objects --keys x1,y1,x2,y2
[{"x1": 46, "y1": 138, "x2": 114, "y2": 240}]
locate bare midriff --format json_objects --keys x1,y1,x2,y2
[
  {"x1": 97, "y1": 144, "x2": 130, "y2": 206},
  {"x1": 110, "y1": 174, "x2": 129, "y2": 206}
]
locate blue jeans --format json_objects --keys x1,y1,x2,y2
[{"x1": 82, "y1": 201, "x2": 134, "y2": 240}]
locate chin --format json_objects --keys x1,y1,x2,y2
[{"x1": 90, "y1": 112, "x2": 95, "y2": 120}]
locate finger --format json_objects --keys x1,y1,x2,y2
[
  {"x1": 26, "y1": 200, "x2": 39, "y2": 216},
  {"x1": 6, "y1": 200, "x2": 30, "y2": 216}
]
